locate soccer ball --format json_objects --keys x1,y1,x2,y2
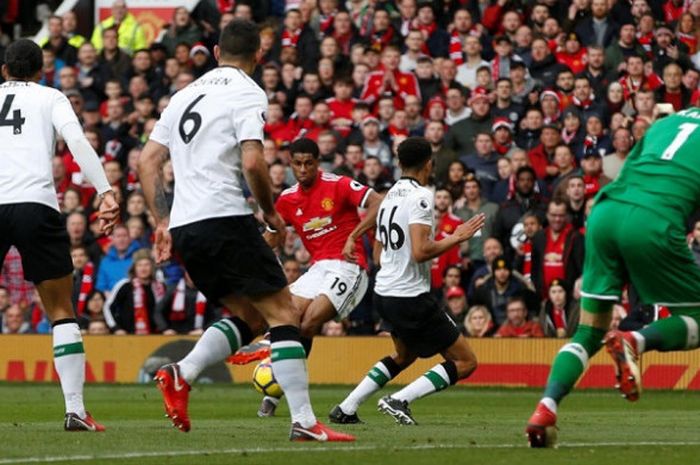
[{"x1": 252, "y1": 357, "x2": 283, "y2": 398}]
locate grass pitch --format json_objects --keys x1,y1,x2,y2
[{"x1": 0, "y1": 383, "x2": 698, "y2": 465}]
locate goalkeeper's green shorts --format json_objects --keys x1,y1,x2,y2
[{"x1": 581, "y1": 198, "x2": 700, "y2": 315}]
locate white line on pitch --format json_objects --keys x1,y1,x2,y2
[{"x1": 2, "y1": 441, "x2": 700, "y2": 464}]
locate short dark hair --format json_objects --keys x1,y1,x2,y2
[
  {"x1": 5, "y1": 39, "x2": 43, "y2": 79},
  {"x1": 397, "y1": 137, "x2": 432, "y2": 170},
  {"x1": 219, "y1": 19, "x2": 260, "y2": 60},
  {"x1": 289, "y1": 138, "x2": 320, "y2": 159},
  {"x1": 516, "y1": 165, "x2": 536, "y2": 179}
]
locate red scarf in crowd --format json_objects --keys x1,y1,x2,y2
[
  {"x1": 415, "y1": 22, "x2": 437, "y2": 55},
  {"x1": 133, "y1": 279, "x2": 150, "y2": 335},
  {"x1": 491, "y1": 55, "x2": 503, "y2": 80},
  {"x1": 126, "y1": 169, "x2": 139, "y2": 192},
  {"x1": 573, "y1": 94, "x2": 594, "y2": 110},
  {"x1": 561, "y1": 128, "x2": 578, "y2": 145},
  {"x1": 319, "y1": 12, "x2": 336, "y2": 37},
  {"x1": 169, "y1": 278, "x2": 207, "y2": 329},
  {"x1": 449, "y1": 31, "x2": 464, "y2": 65},
  {"x1": 334, "y1": 30, "x2": 354, "y2": 55},
  {"x1": 637, "y1": 31, "x2": 654, "y2": 56},
  {"x1": 551, "y1": 305, "x2": 567, "y2": 330},
  {"x1": 679, "y1": 32, "x2": 698, "y2": 55},
  {"x1": 521, "y1": 240, "x2": 532, "y2": 281},
  {"x1": 281, "y1": 28, "x2": 302, "y2": 48},
  {"x1": 76, "y1": 262, "x2": 94, "y2": 316},
  {"x1": 494, "y1": 140, "x2": 512, "y2": 155}
]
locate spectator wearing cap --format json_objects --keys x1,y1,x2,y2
[
  {"x1": 528, "y1": 122, "x2": 561, "y2": 180},
  {"x1": 158, "y1": 7, "x2": 202, "y2": 56},
  {"x1": 493, "y1": 166, "x2": 548, "y2": 257},
  {"x1": 509, "y1": 58, "x2": 539, "y2": 106},
  {"x1": 453, "y1": 175, "x2": 499, "y2": 266},
  {"x1": 188, "y1": 43, "x2": 215, "y2": 78},
  {"x1": 578, "y1": 145, "x2": 611, "y2": 198},
  {"x1": 426, "y1": 120, "x2": 458, "y2": 185},
  {"x1": 456, "y1": 35, "x2": 490, "y2": 90},
  {"x1": 444, "y1": 286, "x2": 468, "y2": 329},
  {"x1": 530, "y1": 199, "x2": 584, "y2": 298},
  {"x1": 91, "y1": 0, "x2": 147, "y2": 55},
  {"x1": 460, "y1": 132, "x2": 501, "y2": 200},
  {"x1": 360, "y1": 115, "x2": 392, "y2": 166},
  {"x1": 529, "y1": 37, "x2": 569, "y2": 88},
  {"x1": 540, "y1": 90, "x2": 561, "y2": 125},
  {"x1": 272, "y1": 9, "x2": 319, "y2": 72},
  {"x1": 445, "y1": 86, "x2": 470, "y2": 126},
  {"x1": 495, "y1": 296, "x2": 544, "y2": 338},
  {"x1": 655, "y1": 62, "x2": 693, "y2": 112},
  {"x1": 491, "y1": 117, "x2": 517, "y2": 157},
  {"x1": 555, "y1": 32, "x2": 587, "y2": 75},
  {"x1": 651, "y1": 24, "x2": 692, "y2": 76},
  {"x1": 574, "y1": 0, "x2": 619, "y2": 48},
  {"x1": 414, "y1": 1, "x2": 450, "y2": 58},
  {"x1": 603, "y1": 127, "x2": 633, "y2": 179},
  {"x1": 445, "y1": 87, "x2": 493, "y2": 155},
  {"x1": 492, "y1": 77, "x2": 524, "y2": 126},
  {"x1": 604, "y1": 23, "x2": 646, "y2": 77},
  {"x1": 472, "y1": 256, "x2": 535, "y2": 328},
  {"x1": 360, "y1": 45, "x2": 421, "y2": 111},
  {"x1": 581, "y1": 45, "x2": 613, "y2": 98},
  {"x1": 424, "y1": 96, "x2": 448, "y2": 127}
]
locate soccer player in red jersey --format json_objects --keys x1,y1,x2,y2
[{"x1": 235, "y1": 138, "x2": 382, "y2": 417}]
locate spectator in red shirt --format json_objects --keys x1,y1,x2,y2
[
  {"x1": 530, "y1": 199, "x2": 584, "y2": 297},
  {"x1": 360, "y1": 44, "x2": 420, "y2": 110},
  {"x1": 619, "y1": 54, "x2": 663, "y2": 101},
  {"x1": 528, "y1": 123, "x2": 561, "y2": 180},
  {"x1": 540, "y1": 279, "x2": 579, "y2": 338},
  {"x1": 431, "y1": 188, "x2": 463, "y2": 292},
  {"x1": 495, "y1": 296, "x2": 544, "y2": 337},
  {"x1": 555, "y1": 32, "x2": 587, "y2": 74},
  {"x1": 655, "y1": 62, "x2": 692, "y2": 111},
  {"x1": 327, "y1": 76, "x2": 357, "y2": 137},
  {"x1": 286, "y1": 94, "x2": 315, "y2": 140},
  {"x1": 579, "y1": 150, "x2": 611, "y2": 198}
]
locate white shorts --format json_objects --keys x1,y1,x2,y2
[{"x1": 289, "y1": 259, "x2": 369, "y2": 319}]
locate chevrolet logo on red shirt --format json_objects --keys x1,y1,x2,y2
[{"x1": 303, "y1": 216, "x2": 332, "y2": 232}]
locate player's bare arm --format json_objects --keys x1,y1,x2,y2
[
  {"x1": 409, "y1": 213, "x2": 485, "y2": 263},
  {"x1": 138, "y1": 139, "x2": 172, "y2": 263},
  {"x1": 241, "y1": 139, "x2": 287, "y2": 247},
  {"x1": 343, "y1": 190, "x2": 383, "y2": 263}
]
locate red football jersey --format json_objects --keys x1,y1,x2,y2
[
  {"x1": 360, "y1": 69, "x2": 421, "y2": 111},
  {"x1": 430, "y1": 213, "x2": 462, "y2": 289},
  {"x1": 276, "y1": 172, "x2": 372, "y2": 269}
]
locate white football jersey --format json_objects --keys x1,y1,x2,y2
[
  {"x1": 150, "y1": 66, "x2": 267, "y2": 229},
  {"x1": 374, "y1": 177, "x2": 434, "y2": 297},
  {"x1": 0, "y1": 81, "x2": 80, "y2": 211}
]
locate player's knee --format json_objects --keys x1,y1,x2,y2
[{"x1": 392, "y1": 353, "x2": 414, "y2": 369}]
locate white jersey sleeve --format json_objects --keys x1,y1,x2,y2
[
  {"x1": 149, "y1": 102, "x2": 175, "y2": 148},
  {"x1": 408, "y1": 190, "x2": 434, "y2": 227},
  {"x1": 51, "y1": 91, "x2": 79, "y2": 134},
  {"x1": 232, "y1": 88, "x2": 266, "y2": 142}
]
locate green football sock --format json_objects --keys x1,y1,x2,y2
[
  {"x1": 637, "y1": 315, "x2": 700, "y2": 352},
  {"x1": 542, "y1": 324, "x2": 606, "y2": 404}
]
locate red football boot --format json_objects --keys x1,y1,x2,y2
[
  {"x1": 526, "y1": 402, "x2": 558, "y2": 448},
  {"x1": 64, "y1": 412, "x2": 106, "y2": 432},
  {"x1": 290, "y1": 421, "x2": 356, "y2": 442},
  {"x1": 227, "y1": 339, "x2": 271, "y2": 365},
  {"x1": 154, "y1": 363, "x2": 191, "y2": 432},
  {"x1": 604, "y1": 330, "x2": 641, "y2": 401}
]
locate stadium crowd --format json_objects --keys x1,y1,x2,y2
[{"x1": 2, "y1": 0, "x2": 700, "y2": 339}]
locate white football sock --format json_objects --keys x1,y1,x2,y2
[
  {"x1": 541, "y1": 397, "x2": 558, "y2": 414},
  {"x1": 392, "y1": 364, "x2": 451, "y2": 403},
  {"x1": 179, "y1": 319, "x2": 241, "y2": 384},
  {"x1": 340, "y1": 360, "x2": 393, "y2": 414},
  {"x1": 53, "y1": 321, "x2": 86, "y2": 418},
  {"x1": 271, "y1": 340, "x2": 316, "y2": 428}
]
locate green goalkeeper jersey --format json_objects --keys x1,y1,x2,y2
[{"x1": 599, "y1": 108, "x2": 700, "y2": 223}]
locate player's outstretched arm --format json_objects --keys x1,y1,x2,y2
[
  {"x1": 241, "y1": 139, "x2": 287, "y2": 246},
  {"x1": 409, "y1": 213, "x2": 485, "y2": 263},
  {"x1": 343, "y1": 190, "x2": 384, "y2": 263},
  {"x1": 138, "y1": 140, "x2": 172, "y2": 263},
  {"x1": 60, "y1": 121, "x2": 119, "y2": 234}
]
